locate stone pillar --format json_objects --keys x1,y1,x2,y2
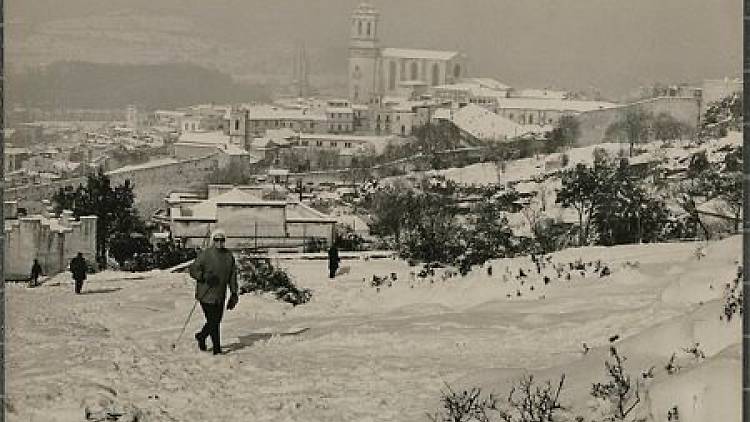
[
  {"x1": 79, "y1": 215, "x2": 98, "y2": 261},
  {"x1": 61, "y1": 210, "x2": 74, "y2": 228}
]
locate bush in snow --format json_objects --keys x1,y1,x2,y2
[
  {"x1": 427, "y1": 384, "x2": 498, "y2": 422},
  {"x1": 237, "y1": 253, "x2": 311, "y2": 306},
  {"x1": 428, "y1": 375, "x2": 567, "y2": 422},
  {"x1": 590, "y1": 346, "x2": 642, "y2": 420},
  {"x1": 721, "y1": 266, "x2": 743, "y2": 322},
  {"x1": 496, "y1": 374, "x2": 567, "y2": 422}
]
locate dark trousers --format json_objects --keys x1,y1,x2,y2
[
  {"x1": 329, "y1": 266, "x2": 338, "y2": 279},
  {"x1": 197, "y1": 301, "x2": 224, "y2": 352},
  {"x1": 74, "y1": 278, "x2": 85, "y2": 294}
]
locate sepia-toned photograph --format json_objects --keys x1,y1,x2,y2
[{"x1": 3, "y1": 1, "x2": 743, "y2": 420}]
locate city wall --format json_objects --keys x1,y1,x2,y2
[
  {"x1": 6, "y1": 155, "x2": 219, "y2": 219},
  {"x1": 576, "y1": 97, "x2": 700, "y2": 147},
  {"x1": 4, "y1": 205, "x2": 97, "y2": 280}
]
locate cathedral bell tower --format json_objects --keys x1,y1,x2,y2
[{"x1": 348, "y1": 3, "x2": 380, "y2": 105}]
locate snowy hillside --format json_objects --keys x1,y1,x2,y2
[{"x1": 7, "y1": 235, "x2": 740, "y2": 421}]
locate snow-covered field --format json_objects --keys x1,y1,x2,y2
[{"x1": 7, "y1": 235, "x2": 740, "y2": 421}]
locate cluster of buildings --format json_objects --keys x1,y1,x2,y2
[{"x1": 4, "y1": 2, "x2": 743, "y2": 277}]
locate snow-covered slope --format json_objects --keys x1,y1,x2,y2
[{"x1": 7, "y1": 236, "x2": 740, "y2": 421}]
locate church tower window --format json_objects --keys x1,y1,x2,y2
[{"x1": 389, "y1": 61, "x2": 397, "y2": 90}]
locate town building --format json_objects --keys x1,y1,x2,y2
[
  {"x1": 347, "y1": 2, "x2": 468, "y2": 105},
  {"x1": 153, "y1": 186, "x2": 336, "y2": 251}
]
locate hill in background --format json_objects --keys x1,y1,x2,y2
[{"x1": 6, "y1": 61, "x2": 272, "y2": 111}]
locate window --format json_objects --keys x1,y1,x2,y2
[
  {"x1": 401, "y1": 125, "x2": 406, "y2": 135},
  {"x1": 354, "y1": 85, "x2": 359, "y2": 100},
  {"x1": 385, "y1": 115, "x2": 390, "y2": 122},
  {"x1": 302, "y1": 140, "x2": 309, "y2": 146},
  {"x1": 432, "y1": 63, "x2": 440, "y2": 86},
  {"x1": 410, "y1": 62, "x2": 418, "y2": 80},
  {"x1": 528, "y1": 114, "x2": 534, "y2": 124},
  {"x1": 389, "y1": 61, "x2": 397, "y2": 90},
  {"x1": 358, "y1": 20, "x2": 362, "y2": 35},
  {"x1": 316, "y1": 141, "x2": 323, "y2": 147},
  {"x1": 509, "y1": 113, "x2": 514, "y2": 120},
  {"x1": 366, "y1": 22, "x2": 371, "y2": 36},
  {"x1": 453, "y1": 64, "x2": 461, "y2": 78},
  {"x1": 400, "y1": 61, "x2": 406, "y2": 79},
  {"x1": 345, "y1": 142, "x2": 352, "y2": 148},
  {"x1": 330, "y1": 141, "x2": 337, "y2": 147},
  {"x1": 338, "y1": 124, "x2": 342, "y2": 131}
]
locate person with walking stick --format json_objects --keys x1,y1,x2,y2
[{"x1": 189, "y1": 229, "x2": 239, "y2": 355}]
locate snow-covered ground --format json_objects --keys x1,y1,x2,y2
[
  {"x1": 7, "y1": 236, "x2": 740, "y2": 421},
  {"x1": 427, "y1": 131, "x2": 742, "y2": 188}
]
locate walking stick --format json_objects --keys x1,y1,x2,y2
[{"x1": 171, "y1": 299, "x2": 199, "y2": 350}]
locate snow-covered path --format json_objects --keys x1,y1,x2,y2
[{"x1": 7, "y1": 237, "x2": 741, "y2": 421}]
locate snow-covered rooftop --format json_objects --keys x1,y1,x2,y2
[
  {"x1": 381, "y1": 47, "x2": 459, "y2": 61},
  {"x1": 494, "y1": 97, "x2": 619, "y2": 112},
  {"x1": 451, "y1": 104, "x2": 533, "y2": 141},
  {"x1": 178, "y1": 131, "x2": 230, "y2": 145}
]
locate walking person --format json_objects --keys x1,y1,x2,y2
[
  {"x1": 328, "y1": 243, "x2": 340, "y2": 279},
  {"x1": 70, "y1": 252, "x2": 88, "y2": 294},
  {"x1": 189, "y1": 229, "x2": 239, "y2": 355},
  {"x1": 29, "y1": 259, "x2": 43, "y2": 287}
]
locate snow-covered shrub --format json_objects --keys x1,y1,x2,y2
[
  {"x1": 237, "y1": 254, "x2": 312, "y2": 306},
  {"x1": 721, "y1": 266, "x2": 743, "y2": 322},
  {"x1": 428, "y1": 384, "x2": 498, "y2": 422},
  {"x1": 428, "y1": 375, "x2": 567, "y2": 422},
  {"x1": 591, "y1": 346, "x2": 642, "y2": 420},
  {"x1": 497, "y1": 375, "x2": 567, "y2": 422}
]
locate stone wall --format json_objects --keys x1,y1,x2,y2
[
  {"x1": 6, "y1": 155, "x2": 219, "y2": 219},
  {"x1": 4, "y1": 210, "x2": 97, "y2": 280},
  {"x1": 576, "y1": 97, "x2": 700, "y2": 147}
]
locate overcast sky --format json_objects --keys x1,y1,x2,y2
[{"x1": 7, "y1": 0, "x2": 742, "y2": 98}]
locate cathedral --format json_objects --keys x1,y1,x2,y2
[{"x1": 348, "y1": 2, "x2": 468, "y2": 105}]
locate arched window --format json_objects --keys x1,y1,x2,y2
[
  {"x1": 431, "y1": 63, "x2": 440, "y2": 86},
  {"x1": 389, "y1": 61, "x2": 397, "y2": 90},
  {"x1": 453, "y1": 64, "x2": 461, "y2": 78},
  {"x1": 358, "y1": 20, "x2": 362, "y2": 35},
  {"x1": 410, "y1": 62, "x2": 418, "y2": 80},
  {"x1": 366, "y1": 22, "x2": 371, "y2": 36}
]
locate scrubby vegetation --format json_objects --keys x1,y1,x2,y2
[{"x1": 237, "y1": 252, "x2": 312, "y2": 306}]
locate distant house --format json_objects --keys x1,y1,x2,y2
[{"x1": 154, "y1": 186, "x2": 337, "y2": 251}]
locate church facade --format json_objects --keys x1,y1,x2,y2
[{"x1": 348, "y1": 3, "x2": 468, "y2": 105}]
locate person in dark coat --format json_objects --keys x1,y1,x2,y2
[
  {"x1": 70, "y1": 252, "x2": 87, "y2": 294},
  {"x1": 189, "y1": 229, "x2": 239, "y2": 355},
  {"x1": 328, "y1": 244, "x2": 340, "y2": 279},
  {"x1": 30, "y1": 259, "x2": 43, "y2": 287}
]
